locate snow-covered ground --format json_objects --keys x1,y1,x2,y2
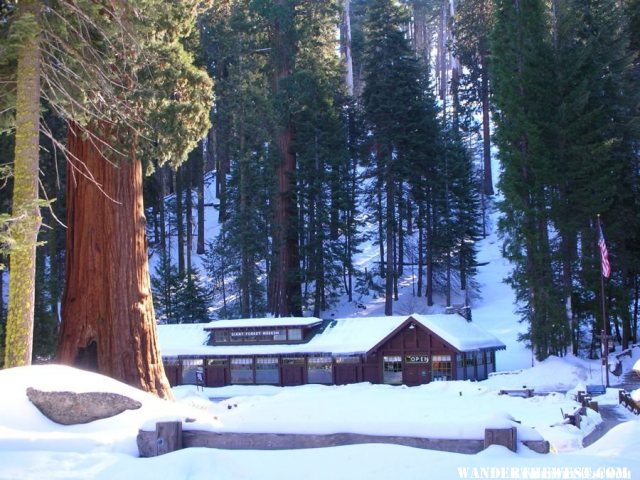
[{"x1": 0, "y1": 359, "x2": 639, "y2": 480}]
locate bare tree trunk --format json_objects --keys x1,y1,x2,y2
[
  {"x1": 185, "y1": 161, "x2": 193, "y2": 274},
  {"x1": 58, "y1": 122, "x2": 172, "y2": 399},
  {"x1": 377, "y1": 185, "x2": 385, "y2": 274},
  {"x1": 417, "y1": 204, "x2": 424, "y2": 297},
  {"x1": 426, "y1": 202, "x2": 434, "y2": 306},
  {"x1": 175, "y1": 169, "x2": 185, "y2": 276},
  {"x1": 158, "y1": 166, "x2": 167, "y2": 251},
  {"x1": 197, "y1": 141, "x2": 206, "y2": 255},
  {"x1": 341, "y1": 0, "x2": 354, "y2": 96},
  {"x1": 5, "y1": 0, "x2": 42, "y2": 367},
  {"x1": 480, "y1": 52, "x2": 494, "y2": 196},
  {"x1": 385, "y1": 151, "x2": 395, "y2": 316}
]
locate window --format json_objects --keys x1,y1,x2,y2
[
  {"x1": 230, "y1": 358, "x2": 254, "y2": 384},
  {"x1": 273, "y1": 330, "x2": 287, "y2": 341},
  {"x1": 335, "y1": 355, "x2": 360, "y2": 364},
  {"x1": 308, "y1": 356, "x2": 332, "y2": 384},
  {"x1": 213, "y1": 330, "x2": 230, "y2": 343},
  {"x1": 163, "y1": 357, "x2": 180, "y2": 367},
  {"x1": 288, "y1": 328, "x2": 303, "y2": 341},
  {"x1": 383, "y1": 355, "x2": 402, "y2": 384},
  {"x1": 282, "y1": 356, "x2": 305, "y2": 365},
  {"x1": 207, "y1": 358, "x2": 227, "y2": 367},
  {"x1": 255, "y1": 357, "x2": 279, "y2": 384},
  {"x1": 182, "y1": 359, "x2": 203, "y2": 384},
  {"x1": 431, "y1": 355, "x2": 452, "y2": 381}
]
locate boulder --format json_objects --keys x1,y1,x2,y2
[{"x1": 26, "y1": 387, "x2": 142, "y2": 425}]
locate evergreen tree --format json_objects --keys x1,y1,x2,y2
[
  {"x1": 452, "y1": 0, "x2": 495, "y2": 196},
  {"x1": 151, "y1": 251, "x2": 181, "y2": 324},
  {"x1": 200, "y1": 0, "x2": 273, "y2": 318},
  {"x1": 362, "y1": 0, "x2": 433, "y2": 315},
  {"x1": 492, "y1": 0, "x2": 566, "y2": 359},
  {"x1": 174, "y1": 267, "x2": 212, "y2": 324},
  {"x1": 55, "y1": 1, "x2": 212, "y2": 398}
]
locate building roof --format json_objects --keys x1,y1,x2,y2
[
  {"x1": 202, "y1": 317, "x2": 323, "y2": 330},
  {"x1": 411, "y1": 314, "x2": 507, "y2": 352},
  {"x1": 157, "y1": 314, "x2": 505, "y2": 358}
]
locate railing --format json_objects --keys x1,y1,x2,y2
[
  {"x1": 618, "y1": 390, "x2": 640, "y2": 415},
  {"x1": 137, "y1": 422, "x2": 550, "y2": 457}
]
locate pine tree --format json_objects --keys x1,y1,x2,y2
[
  {"x1": 151, "y1": 250, "x2": 181, "y2": 324},
  {"x1": 492, "y1": 0, "x2": 567, "y2": 359},
  {"x1": 174, "y1": 267, "x2": 212, "y2": 324},
  {"x1": 362, "y1": 0, "x2": 433, "y2": 315},
  {"x1": 452, "y1": 0, "x2": 495, "y2": 196},
  {"x1": 200, "y1": 0, "x2": 273, "y2": 318}
]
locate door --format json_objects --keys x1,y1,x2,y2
[
  {"x1": 335, "y1": 364, "x2": 359, "y2": 384},
  {"x1": 282, "y1": 366, "x2": 304, "y2": 386},
  {"x1": 206, "y1": 366, "x2": 228, "y2": 387},
  {"x1": 404, "y1": 365, "x2": 429, "y2": 386}
]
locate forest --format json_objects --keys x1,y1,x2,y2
[{"x1": 0, "y1": 0, "x2": 639, "y2": 395}]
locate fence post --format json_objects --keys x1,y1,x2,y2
[
  {"x1": 484, "y1": 427, "x2": 517, "y2": 452},
  {"x1": 156, "y1": 421, "x2": 183, "y2": 456}
]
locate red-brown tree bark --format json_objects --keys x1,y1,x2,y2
[
  {"x1": 267, "y1": 1, "x2": 302, "y2": 317},
  {"x1": 58, "y1": 123, "x2": 173, "y2": 399}
]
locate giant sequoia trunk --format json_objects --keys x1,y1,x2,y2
[
  {"x1": 268, "y1": 1, "x2": 302, "y2": 317},
  {"x1": 58, "y1": 123, "x2": 173, "y2": 399}
]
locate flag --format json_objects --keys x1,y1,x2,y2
[{"x1": 598, "y1": 221, "x2": 611, "y2": 279}]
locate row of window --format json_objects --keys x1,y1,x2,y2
[
  {"x1": 177, "y1": 351, "x2": 491, "y2": 385},
  {"x1": 456, "y1": 351, "x2": 495, "y2": 368},
  {"x1": 179, "y1": 356, "x2": 334, "y2": 385},
  {"x1": 213, "y1": 328, "x2": 303, "y2": 344}
]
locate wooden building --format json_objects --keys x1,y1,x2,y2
[{"x1": 158, "y1": 314, "x2": 506, "y2": 388}]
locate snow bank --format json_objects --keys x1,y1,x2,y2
[{"x1": 0, "y1": 365, "x2": 219, "y2": 455}]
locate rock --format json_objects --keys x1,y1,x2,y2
[{"x1": 26, "y1": 387, "x2": 142, "y2": 425}]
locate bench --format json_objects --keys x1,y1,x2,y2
[
  {"x1": 586, "y1": 384, "x2": 606, "y2": 396},
  {"x1": 499, "y1": 388, "x2": 534, "y2": 398}
]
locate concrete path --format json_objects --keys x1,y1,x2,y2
[
  {"x1": 581, "y1": 368, "x2": 639, "y2": 448},
  {"x1": 582, "y1": 404, "x2": 633, "y2": 447}
]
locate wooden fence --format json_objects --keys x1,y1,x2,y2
[
  {"x1": 137, "y1": 422, "x2": 549, "y2": 457},
  {"x1": 619, "y1": 390, "x2": 640, "y2": 415}
]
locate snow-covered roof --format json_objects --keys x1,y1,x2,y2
[
  {"x1": 203, "y1": 317, "x2": 323, "y2": 330},
  {"x1": 158, "y1": 314, "x2": 505, "y2": 358},
  {"x1": 412, "y1": 314, "x2": 507, "y2": 352}
]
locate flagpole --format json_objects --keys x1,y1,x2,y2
[{"x1": 597, "y1": 214, "x2": 610, "y2": 388}]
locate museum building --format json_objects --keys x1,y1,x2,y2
[{"x1": 157, "y1": 313, "x2": 506, "y2": 387}]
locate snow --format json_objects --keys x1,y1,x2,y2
[
  {"x1": 204, "y1": 316, "x2": 323, "y2": 329},
  {"x1": 158, "y1": 314, "x2": 505, "y2": 358},
  {"x1": 412, "y1": 314, "x2": 506, "y2": 351},
  {"x1": 1, "y1": 362, "x2": 640, "y2": 479}
]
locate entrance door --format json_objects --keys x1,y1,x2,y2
[
  {"x1": 282, "y1": 366, "x2": 304, "y2": 386},
  {"x1": 404, "y1": 365, "x2": 429, "y2": 386},
  {"x1": 206, "y1": 366, "x2": 228, "y2": 387}
]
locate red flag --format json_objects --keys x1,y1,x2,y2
[{"x1": 598, "y1": 222, "x2": 611, "y2": 278}]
